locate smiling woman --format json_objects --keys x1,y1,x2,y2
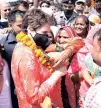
[{"x1": 74, "y1": 15, "x2": 90, "y2": 39}]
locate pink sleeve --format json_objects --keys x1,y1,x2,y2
[{"x1": 19, "y1": 52, "x2": 53, "y2": 105}]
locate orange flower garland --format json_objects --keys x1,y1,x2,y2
[{"x1": 16, "y1": 32, "x2": 54, "y2": 73}]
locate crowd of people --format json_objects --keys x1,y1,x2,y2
[{"x1": 0, "y1": 0, "x2": 101, "y2": 108}]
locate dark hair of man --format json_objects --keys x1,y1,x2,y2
[
  {"x1": 40, "y1": 0, "x2": 51, "y2": 7},
  {"x1": 8, "y1": 10, "x2": 25, "y2": 23},
  {"x1": 16, "y1": 1, "x2": 29, "y2": 10},
  {"x1": 23, "y1": 9, "x2": 50, "y2": 31}
]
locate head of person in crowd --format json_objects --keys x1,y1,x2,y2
[
  {"x1": 15, "y1": 1, "x2": 29, "y2": 12},
  {"x1": 40, "y1": 0, "x2": 51, "y2": 9},
  {"x1": 91, "y1": 28, "x2": 101, "y2": 66},
  {"x1": 8, "y1": 10, "x2": 25, "y2": 34},
  {"x1": 74, "y1": 15, "x2": 89, "y2": 38},
  {"x1": 28, "y1": 0, "x2": 34, "y2": 9},
  {"x1": 62, "y1": 0, "x2": 76, "y2": 16},
  {"x1": 41, "y1": 7, "x2": 53, "y2": 16},
  {"x1": 94, "y1": 0, "x2": 101, "y2": 17},
  {"x1": 74, "y1": 0, "x2": 86, "y2": 15},
  {"x1": 23, "y1": 9, "x2": 51, "y2": 50},
  {"x1": 56, "y1": 26, "x2": 77, "y2": 45},
  {"x1": 47, "y1": 31, "x2": 55, "y2": 43},
  {"x1": 50, "y1": 3, "x2": 62, "y2": 13},
  {"x1": 0, "y1": 3, "x2": 11, "y2": 20},
  {"x1": 86, "y1": 0, "x2": 91, "y2": 7}
]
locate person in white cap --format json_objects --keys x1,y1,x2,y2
[{"x1": 74, "y1": 0, "x2": 86, "y2": 15}]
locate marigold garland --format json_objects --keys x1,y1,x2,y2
[{"x1": 16, "y1": 32, "x2": 54, "y2": 73}]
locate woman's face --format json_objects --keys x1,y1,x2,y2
[
  {"x1": 57, "y1": 29, "x2": 70, "y2": 44},
  {"x1": 47, "y1": 32, "x2": 54, "y2": 43},
  {"x1": 74, "y1": 17, "x2": 88, "y2": 37}
]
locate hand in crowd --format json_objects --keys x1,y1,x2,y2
[
  {"x1": 48, "y1": 52, "x2": 69, "y2": 69},
  {"x1": 40, "y1": 96, "x2": 60, "y2": 108},
  {"x1": 40, "y1": 96, "x2": 52, "y2": 108}
]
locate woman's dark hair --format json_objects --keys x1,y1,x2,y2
[
  {"x1": 75, "y1": 15, "x2": 89, "y2": 25},
  {"x1": 93, "y1": 28, "x2": 101, "y2": 42},
  {"x1": 40, "y1": 0, "x2": 50, "y2": 7}
]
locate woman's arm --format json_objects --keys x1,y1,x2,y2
[{"x1": 19, "y1": 51, "x2": 67, "y2": 105}]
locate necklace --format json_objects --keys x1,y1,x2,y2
[{"x1": 16, "y1": 32, "x2": 54, "y2": 73}]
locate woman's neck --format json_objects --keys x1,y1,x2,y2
[{"x1": 78, "y1": 33, "x2": 87, "y2": 39}]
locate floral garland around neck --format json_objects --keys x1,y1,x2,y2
[{"x1": 16, "y1": 32, "x2": 54, "y2": 73}]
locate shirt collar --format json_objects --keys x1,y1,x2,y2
[
  {"x1": 60, "y1": 11, "x2": 67, "y2": 20},
  {"x1": 7, "y1": 32, "x2": 17, "y2": 43}
]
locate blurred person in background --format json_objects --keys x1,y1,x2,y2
[
  {"x1": 94, "y1": 0, "x2": 101, "y2": 18},
  {"x1": 50, "y1": 3, "x2": 62, "y2": 13},
  {"x1": 40, "y1": 0, "x2": 51, "y2": 9},
  {"x1": 74, "y1": 0, "x2": 86, "y2": 15},
  {"x1": 15, "y1": 1, "x2": 29, "y2": 12},
  {"x1": 0, "y1": 10, "x2": 25, "y2": 108},
  {"x1": 54, "y1": 0, "x2": 78, "y2": 27},
  {"x1": 89, "y1": 0, "x2": 101, "y2": 18},
  {"x1": 0, "y1": 44, "x2": 12, "y2": 108},
  {"x1": 28, "y1": 0, "x2": 34, "y2": 9},
  {"x1": 0, "y1": 3, "x2": 11, "y2": 28}
]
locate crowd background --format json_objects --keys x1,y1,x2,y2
[{"x1": 0, "y1": 0, "x2": 101, "y2": 108}]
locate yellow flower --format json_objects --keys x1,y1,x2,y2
[
  {"x1": 34, "y1": 49, "x2": 42, "y2": 56},
  {"x1": 22, "y1": 35, "x2": 30, "y2": 41},
  {"x1": 16, "y1": 32, "x2": 25, "y2": 41},
  {"x1": 42, "y1": 59, "x2": 47, "y2": 64},
  {"x1": 30, "y1": 44, "x2": 37, "y2": 50},
  {"x1": 39, "y1": 57, "x2": 44, "y2": 62},
  {"x1": 25, "y1": 41, "x2": 33, "y2": 46}
]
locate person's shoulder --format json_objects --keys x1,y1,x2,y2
[
  {"x1": 13, "y1": 43, "x2": 34, "y2": 57},
  {"x1": 0, "y1": 33, "x2": 8, "y2": 44}
]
